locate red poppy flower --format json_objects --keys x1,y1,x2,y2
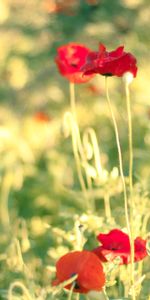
[
  {"x1": 86, "y1": 83, "x2": 102, "y2": 95},
  {"x1": 34, "y1": 112, "x2": 51, "y2": 123},
  {"x1": 82, "y1": 43, "x2": 137, "y2": 78},
  {"x1": 52, "y1": 250, "x2": 105, "y2": 293},
  {"x1": 92, "y1": 229, "x2": 147, "y2": 265},
  {"x1": 43, "y1": 0, "x2": 77, "y2": 15},
  {"x1": 55, "y1": 43, "x2": 95, "y2": 83}
]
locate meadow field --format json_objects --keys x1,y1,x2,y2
[{"x1": 0, "y1": 0, "x2": 150, "y2": 299}]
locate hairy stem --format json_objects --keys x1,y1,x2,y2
[
  {"x1": 68, "y1": 282, "x2": 75, "y2": 300},
  {"x1": 8, "y1": 281, "x2": 33, "y2": 300},
  {"x1": 83, "y1": 127, "x2": 103, "y2": 179},
  {"x1": 125, "y1": 84, "x2": 133, "y2": 194},
  {"x1": 70, "y1": 82, "x2": 76, "y2": 119},
  {"x1": 105, "y1": 77, "x2": 130, "y2": 236},
  {"x1": 0, "y1": 171, "x2": 13, "y2": 228},
  {"x1": 63, "y1": 112, "x2": 91, "y2": 210},
  {"x1": 104, "y1": 192, "x2": 112, "y2": 221},
  {"x1": 69, "y1": 83, "x2": 95, "y2": 211},
  {"x1": 125, "y1": 83, "x2": 136, "y2": 300}
]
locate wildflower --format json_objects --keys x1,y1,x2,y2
[
  {"x1": 92, "y1": 229, "x2": 147, "y2": 264},
  {"x1": 34, "y1": 112, "x2": 50, "y2": 123},
  {"x1": 43, "y1": 0, "x2": 77, "y2": 15},
  {"x1": 52, "y1": 250, "x2": 105, "y2": 293},
  {"x1": 55, "y1": 43, "x2": 94, "y2": 83},
  {"x1": 82, "y1": 43, "x2": 137, "y2": 78},
  {"x1": 86, "y1": 83, "x2": 102, "y2": 95}
]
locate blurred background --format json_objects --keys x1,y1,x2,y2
[{"x1": 0, "y1": 0, "x2": 150, "y2": 299}]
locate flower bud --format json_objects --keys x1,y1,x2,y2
[{"x1": 123, "y1": 71, "x2": 134, "y2": 85}]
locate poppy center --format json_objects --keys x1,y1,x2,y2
[
  {"x1": 111, "y1": 247, "x2": 118, "y2": 250},
  {"x1": 108, "y1": 242, "x2": 122, "y2": 250},
  {"x1": 74, "y1": 281, "x2": 80, "y2": 290},
  {"x1": 71, "y1": 63, "x2": 78, "y2": 68},
  {"x1": 102, "y1": 73, "x2": 113, "y2": 77}
]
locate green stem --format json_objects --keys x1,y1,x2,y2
[
  {"x1": 8, "y1": 281, "x2": 33, "y2": 300},
  {"x1": 63, "y1": 112, "x2": 90, "y2": 211},
  {"x1": 70, "y1": 82, "x2": 76, "y2": 119},
  {"x1": 102, "y1": 289, "x2": 109, "y2": 300},
  {"x1": 76, "y1": 293, "x2": 80, "y2": 300},
  {"x1": 52, "y1": 274, "x2": 78, "y2": 296},
  {"x1": 69, "y1": 83, "x2": 89, "y2": 166},
  {"x1": 141, "y1": 212, "x2": 150, "y2": 235},
  {"x1": 69, "y1": 83, "x2": 94, "y2": 211},
  {"x1": 125, "y1": 83, "x2": 136, "y2": 300},
  {"x1": 105, "y1": 78, "x2": 136, "y2": 298},
  {"x1": 69, "y1": 82, "x2": 91, "y2": 166},
  {"x1": 0, "y1": 171, "x2": 12, "y2": 228},
  {"x1": 125, "y1": 84, "x2": 133, "y2": 194},
  {"x1": 104, "y1": 192, "x2": 112, "y2": 221},
  {"x1": 83, "y1": 127, "x2": 104, "y2": 211},
  {"x1": 105, "y1": 77, "x2": 131, "y2": 236},
  {"x1": 83, "y1": 127, "x2": 103, "y2": 179},
  {"x1": 85, "y1": 171, "x2": 95, "y2": 211},
  {"x1": 68, "y1": 282, "x2": 75, "y2": 300}
]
